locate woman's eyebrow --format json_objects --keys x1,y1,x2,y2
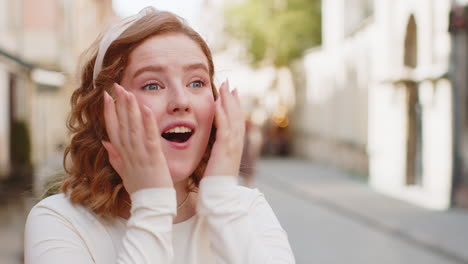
[
  {"x1": 133, "y1": 65, "x2": 165, "y2": 78},
  {"x1": 133, "y1": 63, "x2": 209, "y2": 79},
  {"x1": 183, "y1": 63, "x2": 209, "y2": 74}
]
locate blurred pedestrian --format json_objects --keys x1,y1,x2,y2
[{"x1": 24, "y1": 7, "x2": 294, "y2": 264}]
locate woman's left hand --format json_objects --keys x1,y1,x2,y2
[{"x1": 204, "y1": 80, "x2": 245, "y2": 177}]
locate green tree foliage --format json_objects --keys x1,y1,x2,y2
[{"x1": 225, "y1": 0, "x2": 321, "y2": 67}]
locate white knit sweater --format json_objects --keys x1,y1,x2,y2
[{"x1": 24, "y1": 176, "x2": 295, "y2": 264}]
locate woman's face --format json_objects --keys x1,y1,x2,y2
[{"x1": 120, "y1": 33, "x2": 215, "y2": 183}]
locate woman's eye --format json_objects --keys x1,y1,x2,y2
[
  {"x1": 189, "y1": 80, "x2": 204, "y2": 88},
  {"x1": 142, "y1": 83, "x2": 163, "y2": 91}
]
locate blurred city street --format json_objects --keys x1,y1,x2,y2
[
  {"x1": 2, "y1": 158, "x2": 468, "y2": 264},
  {"x1": 2, "y1": 0, "x2": 468, "y2": 263},
  {"x1": 255, "y1": 158, "x2": 468, "y2": 264},
  {"x1": 0, "y1": 182, "x2": 34, "y2": 264}
]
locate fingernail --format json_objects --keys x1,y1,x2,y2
[{"x1": 220, "y1": 80, "x2": 229, "y2": 90}]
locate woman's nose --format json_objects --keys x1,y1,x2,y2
[{"x1": 167, "y1": 85, "x2": 190, "y2": 114}]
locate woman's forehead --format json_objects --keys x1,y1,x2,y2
[{"x1": 127, "y1": 33, "x2": 209, "y2": 72}]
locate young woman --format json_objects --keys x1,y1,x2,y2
[{"x1": 24, "y1": 7, "x2": 294, "y2": 264}]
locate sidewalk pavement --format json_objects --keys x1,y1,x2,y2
[
  {"x1": 2, "y1": 157, "x2": 467, "y2": 264},
  {"x1": 0, "y1": 189, "x2": 32, "y2": 264},
  {"x1": 256, "y1": 158, "x2": 468, "y2": 264}
]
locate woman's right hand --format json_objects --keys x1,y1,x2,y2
[{"x1": 101, "y1": 83, "x2": 173, "y2": 194}]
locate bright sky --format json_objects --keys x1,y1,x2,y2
[{"x1": 112, "y1": 0, "x2": 204, "y2": 31}]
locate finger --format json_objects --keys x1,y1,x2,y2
[
  {"x1": 125, "y1": 91, "x2": 145, "y2": 154},
  {"x1": 214, "y1": 96, "x2": 228, "y2": 133},
  {"x1": 114, "y1": 83, "x2": 131, "y2": 148},
  {"x1": 231, "y1": 87, "x2": 241, "y2": 106},
  {"x1": 103, "y1": 91, "x2": 121, "y2": 148},
  {"x1": 223, "y1": 82, "x2": 245, "y2": 138},
  {"x1": 102, "y1": 140, "x2": 120, "y2": 159},
  {"x1": 141, "y1": 105, "x2": 162, "y2": 152},
  {"x1": 221, "y1": 80, "x2": 242, "y2": 123},
  {"x1": 102, "y1": 140, "x2": 123, "y2": 173},
  {"x1": 231, "y1": 88, "x2": 244, "y2": 118}
]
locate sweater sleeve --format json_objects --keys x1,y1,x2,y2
[
  {"x1": 197, "y1": 176, "x2": 295, "y2": 264},
  {"x1": 117, "y1": 188, "x2": 176, "y2": 263},
  {"x1": 24, "y1": 188, "x2": 176, "y2": 264}
]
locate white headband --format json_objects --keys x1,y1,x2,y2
[{"x1": 93, "y1": 6, "x2": 156, "y2": 87}]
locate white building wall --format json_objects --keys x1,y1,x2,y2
[
  {"x1": 292, "y1": 3, "x2": 372, "y2": 174},
  {"x1": 298, "y1": 0, "x2": 454, "y2": 209},
  {"x1": 422, "y1": 80, "x2": 453, "y2": 208},
  {"x1": 0, "y1": 0, "x2": 21, "y2": 54},
  {"x1": 370, "y1": 80, "x2": 453, "y2": 209},
  {"x1": 322, "y1": 0, "x2": 345, "y2": 48},
  {"x1": 369, "y1": 0, "x2": 453, "y2": 209},
  {"x1": 23, "y1": 32, "x2": 60, "y2": 67},
  {"x1": 368, "y1": 82, "x2": 407, "y2": 190},
  {"x1": 30, "y1": 85, "x2": 69, "y2": 166},
  {"x1": 0, "y1": 0, "x2": 21, "y2": 178}
]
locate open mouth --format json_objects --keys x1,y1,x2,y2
[{"x1": 161, "y1": 126, "x2": 194, "y2": 143}]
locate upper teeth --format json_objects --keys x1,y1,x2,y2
[{"x1": 164, "y1": 126, "x2": 192, "y2": 133}]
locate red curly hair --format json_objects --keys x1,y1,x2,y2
[{"x1": 61, "y1": 10, "x2": 217, "y2": 218}]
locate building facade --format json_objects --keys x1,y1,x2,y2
[
  {"x1": 0, "y1": 0, "x2": 35, "y2": 179},
  {"x1": 0, "y1": 0, "x2": 116, "y2": 185},
  {"x1": 292, "y1": 0, "x2": 373, "y2": 177},
  {"x1": 293, "y1": 0, "x2": 464, "y2": 209}
]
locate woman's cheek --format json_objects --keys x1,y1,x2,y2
[{"x1": 134, "y1": 95, "x2": 164, "y2": 125}]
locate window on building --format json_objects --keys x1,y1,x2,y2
[{"x1": 404, "y1": 15, "x2": 418, "y2": 68}]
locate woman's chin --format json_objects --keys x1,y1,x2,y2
[
  {"x1": 165, "y1": 151, "x2": 206, "y2": 184},
  {"x1": 168, "y1": 165, "x2": 195, "y2": 184}
]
